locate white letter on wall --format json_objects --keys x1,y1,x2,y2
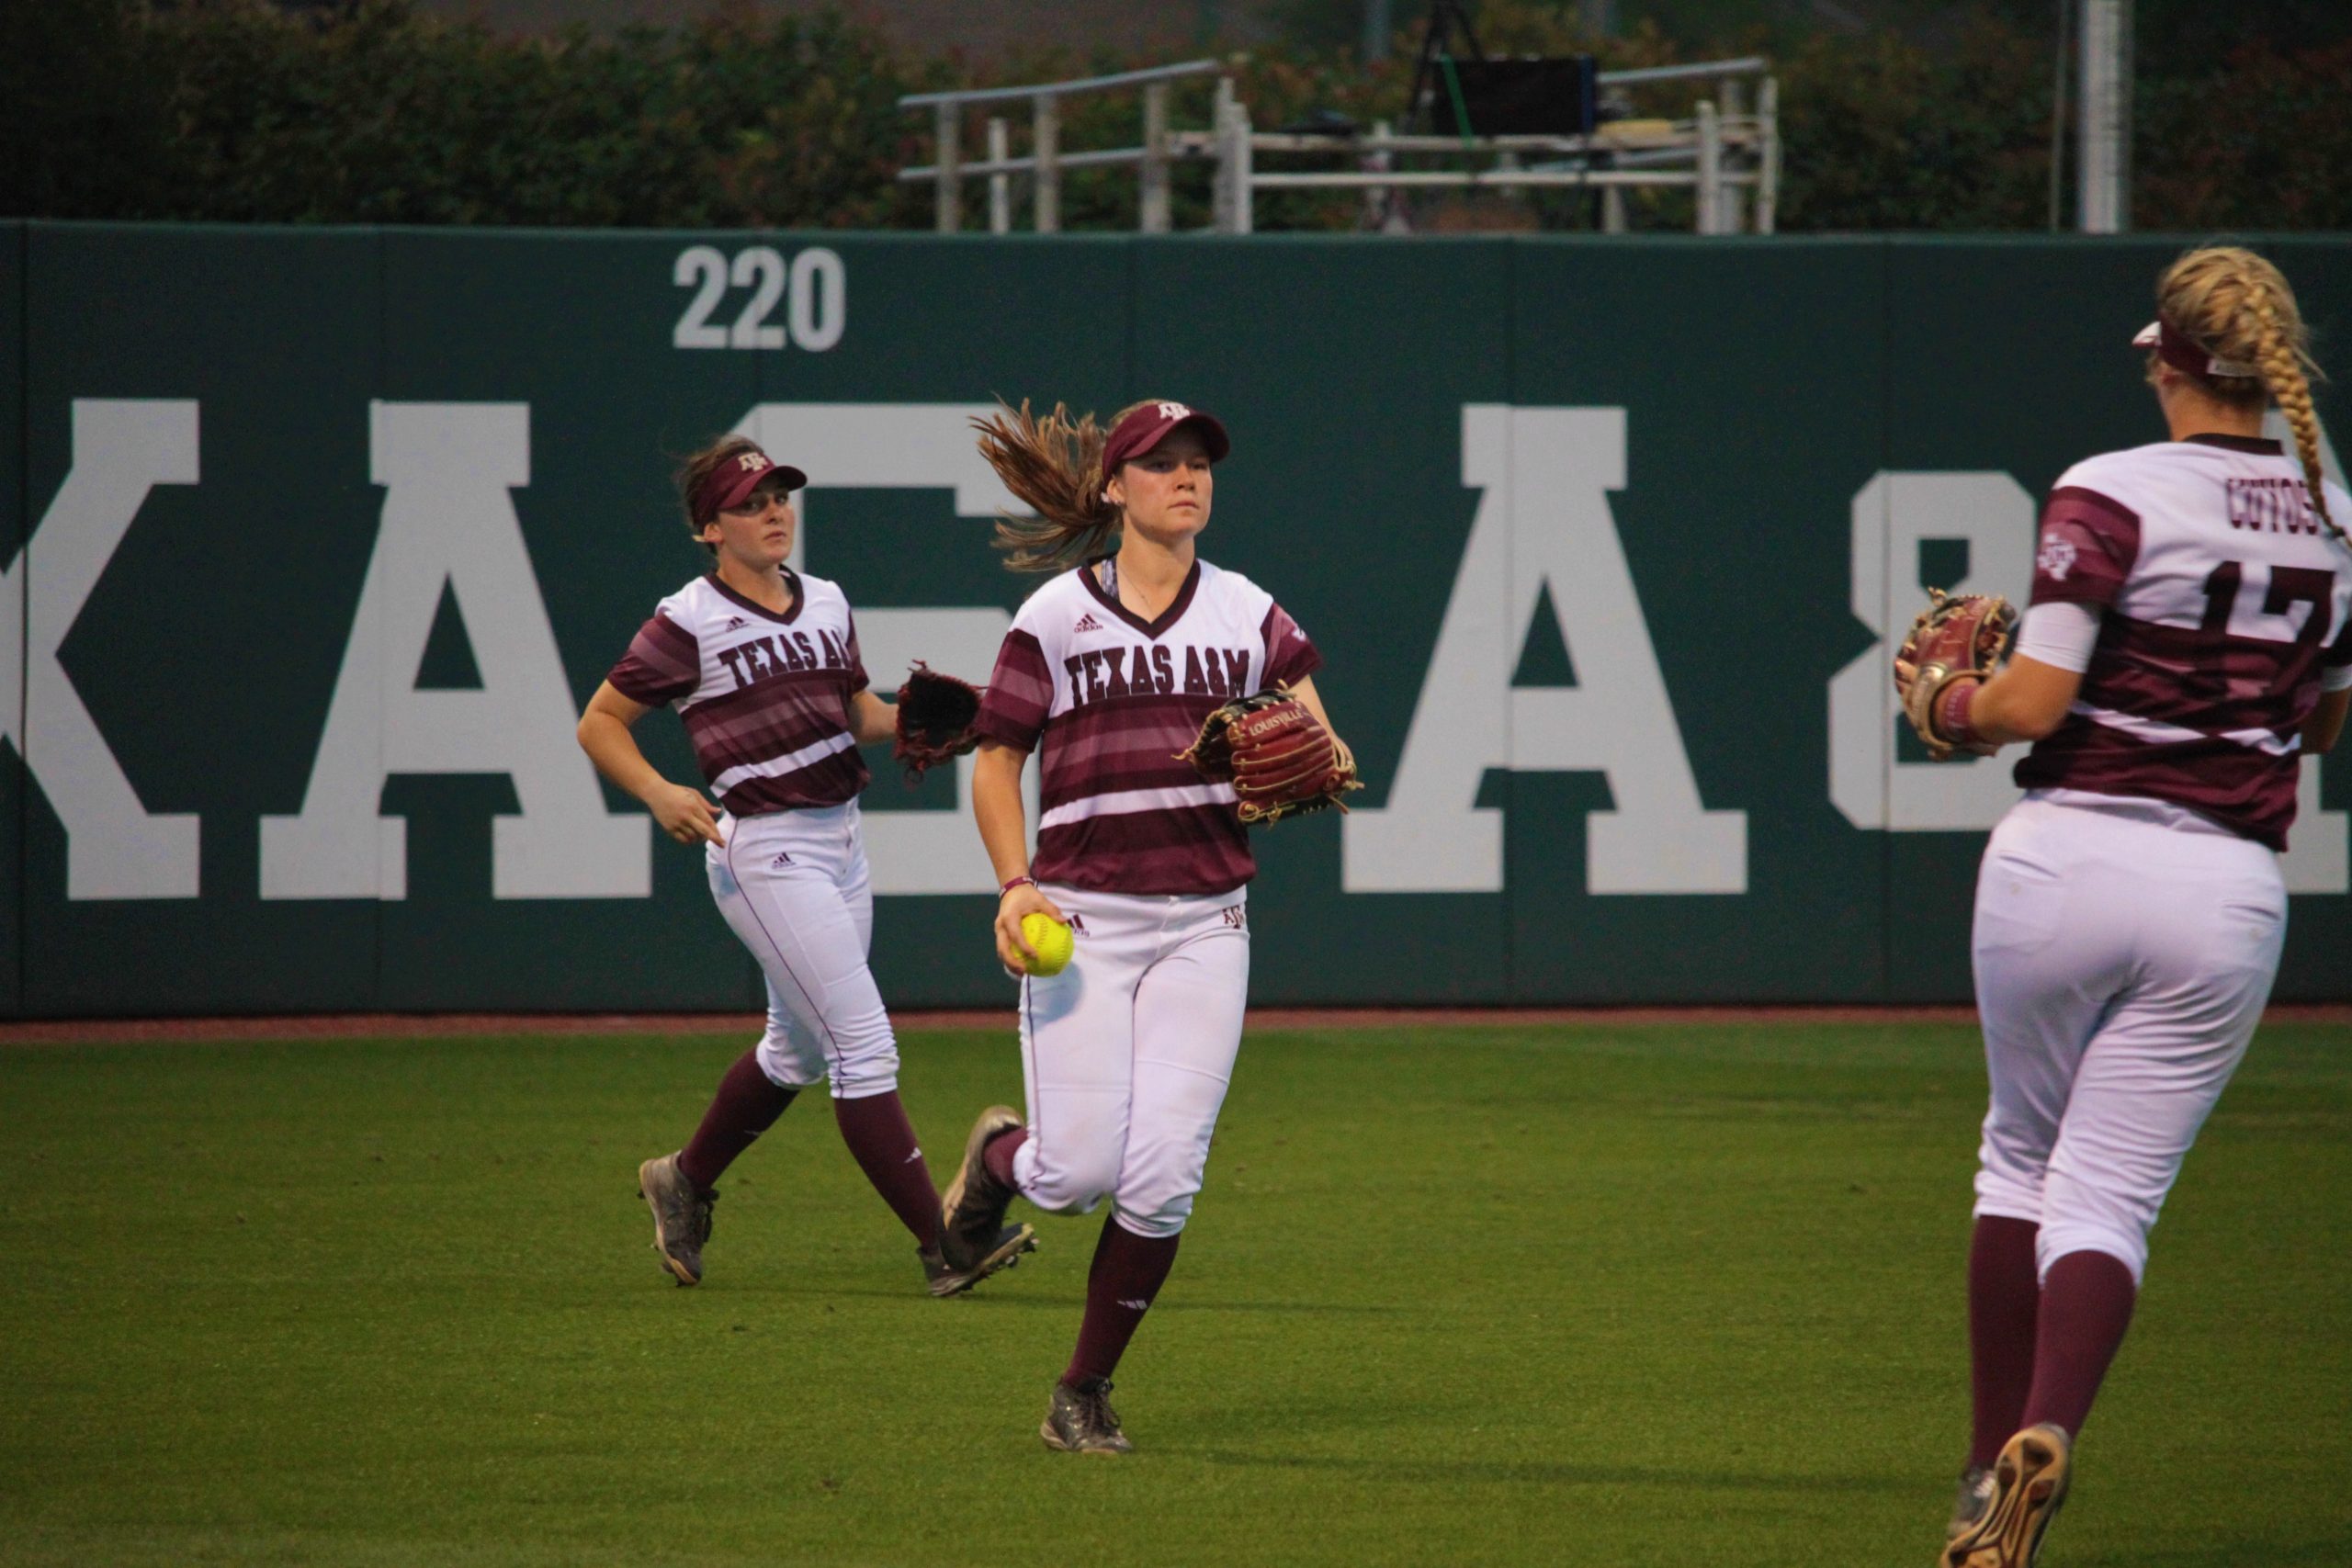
[
  {"x1": 260, "y1": 402, "x2": 649, "y2": 899},
  {"x1": 1827, "y1": 472, "x2": 2034, "y2": 833},
  {"x1": 1826, "y1": 468, "x2": 2344, "y2": 889},
  {"x1": 1344, "y1": 405, "x2": 1746, "y2": 894},
  {"x1": 0, "y1": 400, "x2": 203, "y2": 898},
  {"x1": 736, "y1": 403, "x2": 1034, "y2": 895}
]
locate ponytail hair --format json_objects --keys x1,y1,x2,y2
[
  {"x1": 2155, "y1": 246, "x2": 2340, "y2": 541},
  {"x1": 973, "y1": 399, "x2": 1158, "y2": 573}
]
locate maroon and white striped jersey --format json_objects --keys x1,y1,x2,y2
[
  {"x1": 605, "y1": 570, "x2": 870, "y2": 816},
  {"x1": 2015, "y1": 434, "x2": 2352, "y2": 848},
  {"x1": 976, "y1": 558, "x2": 1322, "y2": 895}
]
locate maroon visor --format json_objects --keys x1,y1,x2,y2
[
  {"x1": 693, "y1": 446, "x2": 808, "y2": 522},
  {"x1": 1101, "y1": 400, "x2": 1231, "y2": 482},
  {"x1": 2132, "y1": 318, "x2": 2256, "y2": 380}
]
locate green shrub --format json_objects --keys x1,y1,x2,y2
[{"x1": 3, "y1": 0, "x2": 2345, "y2": 232}]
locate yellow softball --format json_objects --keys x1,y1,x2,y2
[{"x1": 1020, "y1": 912, "x2": 1075, "y2": 977}]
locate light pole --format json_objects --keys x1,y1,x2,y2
[{"x1": 2076, "y1": 0, "x2": 2132, "y2": 232}]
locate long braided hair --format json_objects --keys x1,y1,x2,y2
[
  {"x1": 972, "y1": 399, "x2": 1158, "y2": 573},
  {"x1": 2154, "y1": 246, "x2": 2341, "y2": 543}
]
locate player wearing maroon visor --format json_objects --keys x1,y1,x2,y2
[
  {"x1": 577, "y1": 435, "x2": 1034, "y2": 1298},
  {"x1": 1912, "y1": 248, "x2": 2352, "y2": 1568},
  {"x1": 935, "y1": 399, "x2": 1345, "y2": 1453}
]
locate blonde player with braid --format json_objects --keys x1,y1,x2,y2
[{"x1": 1908, "y1": 247, "x2": 2352, "y2": 1567}]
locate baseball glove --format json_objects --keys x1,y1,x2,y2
[
  {"x1": 893, "y1": 662, "x2": 984, "y2": 783},
  {"x1": 1178, "y1": 689, "x2": 1362, "y2": 825},
  {"x1": 1894, "y1": 588, "x2": 2018, "y2": 761}
]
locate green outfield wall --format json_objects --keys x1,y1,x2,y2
[{"x1": 6, "y1": 221, "x2": 2350, "y2": 1014}]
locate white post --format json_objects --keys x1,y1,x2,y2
[
  {"x1": 2077, "y1": 0, "x2": 2132, "y2": 233},
  {"x1": 1364, "y1": 117, "x2": 1394, "y2": 231},
  {"x1": 1718, "y1": 78, "x2": 1747, "y2": 233},
  {"x1": 1695, "y1": 98, "x2": 1721, "y2": 235},
  {"x1": 933, "y1": 100, "x2": 961, "y2": 234},
  {"x1": 1231, "y1": 96, "x2": 1254, "y2": 235},
  {"x1": 1756, "y1": 75, "x2": 1780, "y2": 235},
  {"x1": 1602, "y1": 186, "x2": 1627, "y2": 233},
  {"x1": 1033, "y1": 93, "x2": 1061, "y2": 234},
  {"x1": 987, "y1": 117, "x2": 1012, "y2": 234},
  {"x1": 1212, "y1": 75, "x2": 1238, "y2": 233},
  {"x1": 1141, "y1": 82, "x2": 1171, "y2": 233}
]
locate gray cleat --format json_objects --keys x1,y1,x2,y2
[
  {"x1": 637, "y1": 1152, "x2": 716, "y2": 1286},
  {"x1": 1944, "y1": 1424, "x2": 2072, "y2": 1568},
  {"x1": 1947, "y1": 1464, "x2": 1996, "y2": 1542},
  {"x1": 919, "y1": 1223, "x2": 1038, "y2": 1298},
  {"x1": 939, "y1": 1106, "x2": 1024, "y2": 1275},
  {"x1": 1040, "y1": 1377, "x2": 1133, "y2": 1454}
]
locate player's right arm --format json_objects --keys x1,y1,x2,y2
[
  {"x1": 576, "y1": 682, "x2": 723, "y2": 846},
  {"x1": 1965, "y1": 654, "x2": 2081, "y2": 745},
  {"x1": 972, "y1": 739, "x2": 1063, "y2": 968},
  {"x1": 1958, "y1": 479, "x2": 2129, "y2": 748}
]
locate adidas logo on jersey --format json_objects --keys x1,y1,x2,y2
[
  {"x1": 771, "y1": 851, "x2": 793, "y2": 868},
  {"x1": 1071, "y1": 612, "x2": 1102, "y2": 635},
  {"x1": 726, "y1": 615, "x2": 749, "y2": 630},
  {"x1": 1066, "y1": 914, "x2": 1087, "y2": 934}
]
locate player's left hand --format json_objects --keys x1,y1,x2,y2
[
  {"x1": 1894, "y1": 589, "x2": 2017, "y2": 760},
  {"x1": 1179, "y1": 688, "x2": 1362, "y2": 825},
  {"x1": 894, "y1": 662, "x2": 985, "y2": 782}
]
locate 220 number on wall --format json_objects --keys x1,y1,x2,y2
[{"x1": 673, "y1": 245, "x2": 846, "y2": 352}]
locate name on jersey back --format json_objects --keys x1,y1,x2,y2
[{"x1": 2227, "y1": 477, "x2": 2321, "y2": 536}]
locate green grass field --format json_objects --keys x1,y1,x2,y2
[{"x1": 4, "y1": 1021, "x2": 2346, "y2": 1567}]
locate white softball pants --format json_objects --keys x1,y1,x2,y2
[
  {"x1": 1011, "y1": 885, "x2": 1251, "y2": 1239},
  {"x1": 1971, "y1": 792, "x2": 2285, "y2": 1285},
  {"x1": 707, "y1": 803, "x2": 899, "y2": 1100}
]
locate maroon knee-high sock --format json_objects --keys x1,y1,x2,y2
[
  {"x1": 2021, "y1": 1249, "x2": 2137, "y2": 1438},
  {"x1": 833, "y1": 1091, "x2": 943, "y2": 1248},
  {"x1": 1062, "y1": 1217, "x2": 1182, "y2": 1387},
  {"x1": 677, "y1": 1049, "x2": 796, "y2": 1191},
  {"x1": 1967, "y1": 1216, "x2": 2042, "y2": 1469},
  {"x1": 983, "y1": 1126, "x2": 1028, "y2": 1190}
]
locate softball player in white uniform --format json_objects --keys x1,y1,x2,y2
[
  {"x1": 934, "y1": 400, "x2": 1340, "y2": 1453},
  {"x1": 577, "y1": 436, "x2": 1033, "y2": 1297},
  {"x1": 1919, "y1": 249, "x2": 2352, "y2": 1568}
]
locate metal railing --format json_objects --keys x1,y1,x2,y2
[
  {"x1": 899, "y1": 58, "x2": 1236, "y2": 235},
  {"x1": 899, "y1": 55, "x2": 1778, "y2": 237}
]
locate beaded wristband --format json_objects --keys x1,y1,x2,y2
[{"x1": 1933, "y1": 678, "x2": 1983, "y2": 752}]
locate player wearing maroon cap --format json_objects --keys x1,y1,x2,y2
[
  {"x1": 934, "y1": 399, "x2": 1343, "y2": 1453},
  {"x1": 577, "y1": 434, "x2": 1035, "y2": 1298},
  {"x1": 1916, "y1": 248, "x2": 2352, "y2": 1567}
]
